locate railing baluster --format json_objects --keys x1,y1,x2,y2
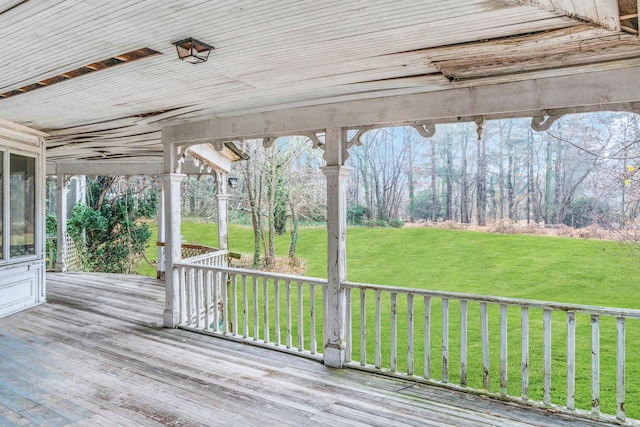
[
  {"x1": 203, "y1": 269, "x2": 211, "y2": 330},
  {"x1": 460, "y1": 300, "x2": 468, "y2": 388},
  {"x1": 345, "y1": 287, "x2": 352, "y2": 363},
  {"x1": 391, "y1": 292, "x2": 398, "y2": 373},
  {"x1": 543, "y1": 309, "x2": 552, "y2": 405},
  {"x1": 179, "y1": 266, "x2": 186, "y2": 324},
  {"x1": 442, "y1": 298, "x2": 449, "y2": 383},
  {"x1": 231, "y1": 274, "x2": 238, "y2": 335},
  {"x1": 263, "y1": 277, "x2": 270, "y2": 344},
  {"x1": 617, "y1": 317, "x2": 626, "y2": 422},
  {"x1": 242, "y1": 275, "x2": 248, "y2": 338},
  {"x1": 310, "y1": 283, "x2": 316, "y2": 354},
  {"x1": 566, "y1": 311, "x2": 576, "y2": 410},
  {"x1": 360, "y1": 288, "x2": 367, "y2": 366},
  {"x1": 424, "y1": 296, "x2": 431, "y2": 379},
  {"x1": 222, "y1": 272, "x2": 229, "y2": 334},
  {"x1": 480, "y1": 302, "x2": 490, "y2": 390},
  {"x1": 274, "y1": 279, "x2": 280, "y2": 346},
  {"x1": 375, "y1": 289, "x2": 382, "y2": 369},
  {"x1": 286, "y1": 280, "x2": 292, "y2": 349},
  {"x1": 187, "y1": 267, "x2": 195, "y2": 326},
  {"x1": 253, "y1": 275, "x2": 259, "y2": 341},
  {"x1": 407, "y1": 294, "x2": 414, "y2": 376},
  {"x1": 591, "y1": 314, "x2": 600, "y2": 417},
  {"x1": 521, "y1": 306, "x2": 529, "y2": 400},
  {"x1": 297, "y1": 281, "x2": 304, "y2": 351},
  {"x1": 212, "y1": 271, "x2": 219, "y2": 332},
  {"x1": 500, "y1": 304, "x2": 508, "y2": 396}
]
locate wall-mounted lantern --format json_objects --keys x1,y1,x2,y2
[{"x1": 227, "y1": 177, "x2": 238, "y2": 188}]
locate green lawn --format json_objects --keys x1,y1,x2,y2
[
  {"x1": 141, "y1": 222, "x2": 639, "y2": 308},
  {"x1": 139, "y1": 221, "x2": 640, "y2": 418}
]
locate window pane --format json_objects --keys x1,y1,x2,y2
[
  {"x1": 10, "y1": 154, "x2": 35, "y2": 258},
  {"x1": 0, "y1": 151, "x2": 3, "y2": 258}
]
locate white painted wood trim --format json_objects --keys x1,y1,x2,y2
[
  {"x1": 407, "y1": 294, "x2": 414, "y2": 376},
  {"x1": 442, "y1": 298, "x2": 449, "y2": 383},
  {"x1": 566, "y1": 311, "x2": 576, "y2": 410},
  {"x1": 591, "y1": 314, "x2": 600, "y2": 417},
  {"x1": 162, "y1": 172, "x2": 184, "y2": 327},
  {"x1": 360, "y1": 288, "x2": 367, "y2": 366},
  {"x1": 163, "y1": 67, "x2": 640, "y2": 143},
  {"x1": 521, "y1": 307, "x2": 529, "y2": 400},
  {"x1": 274, "y1": 278, "x2": 280, "y2": 346},
  {"x1": 481, "y1": 302, "x2": 490, "y2": 390},
  {"x1": 543, "y1": 309, "x2": 552, "y2": 405},
  {"x1": 375, "y1": 289, "x2": 382, "y2": 369},
  {"x1": 285, "y1": 280, "x2": 292, "y2": 349},
  {"x1": 500, "y1": 304, "x2": 508, "y2": 396},
  {"x1": 424, "y1": 296, "x2": 431, "y2": 379},
  {"x1": 460, "y1": 300, "x2": 468, "y2": 388},
  {"x1": 390, "y1": 293, "x2": 398, "y2": 372},
  {"x1": 616, "y1": 317, "x2": 626, "y2": 422},
  {"x1": 345, "y1": 287, "x2": 352, "y2": 363},
  {"x1": 297, "y1": 281, "x2": 304, "y2": 351}
]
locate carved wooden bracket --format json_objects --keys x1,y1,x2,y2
[
  {"x1": 531, "y1": 114, "x2": 563, "y2": 132},
  {"x1": 409, "y1": 122, "x2": 436, "y2": 138},
  {"x1": 302, "y1": 132, "x2": 325, "y2": 150},
  {"x1": 262, "y1": 137, "x2": 277, "y2": 148}
]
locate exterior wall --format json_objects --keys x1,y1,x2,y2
[{"x1": 0, "y1": 119, "x2": 46, "y2": 319}]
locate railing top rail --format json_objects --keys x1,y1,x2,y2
[
  {"x1": 182, "y1": 249, "x2": 229, "y2": 263},
  {"x1": 343, "y1": 280, "x2": 640, "y2": 318},
  {"x1": 173, "y1": 262, "x2": 328, "y2": 286}
]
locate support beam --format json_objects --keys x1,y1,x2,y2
[
  {"x1": 322, "y1": 128, "x2": 351, "y2": 368},
  {"x1": 156, "y1": 181, "x2": 166, "y2": 280},
  {"x1": 55, "y1": 174, "x2": 68, "y2": 272},
  {"x1": 162, "y1": 173, "x2": 184, "y2": 327},
  {"x1": 163, "y1": 66, "x2": 640, "y2": 144}
]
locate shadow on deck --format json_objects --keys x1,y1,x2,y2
[{"x1": 0, "y1": 273, "x2": 609, "y2": 426}]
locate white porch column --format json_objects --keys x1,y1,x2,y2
[
  {"x1": 162, "y1": 173, "x2": 184, "y2": 327},
  {"x1": 156, "y1": 181, "x2": 166, "y2": 279},
  {"x1": 322, "y1": 127, "x2": 351, "y2": 368},
  {"x1": 215, "y1": 172, "x2": 229, "y2": 250},
  {"x1": 55, "y1": 174, "x2": 68, "y2": 272}
]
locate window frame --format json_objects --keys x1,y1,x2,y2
[{"x1": 0, "y1": 147, "x2": 41, "y2": 264}]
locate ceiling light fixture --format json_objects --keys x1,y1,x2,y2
[{"x1": 173, "y1": 38, "x2": 214, "y2": 64}]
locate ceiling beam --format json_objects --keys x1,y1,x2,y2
[
  {"x1": 47, "y1": 159, "x2": 163, "y2": 176},
  {"x1": 163, "y1": 65, "x2": 640, "y2": 144}
]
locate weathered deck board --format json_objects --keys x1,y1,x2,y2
[{"x1": 0, "y1": 273, "x2": 609, "y2": 426}]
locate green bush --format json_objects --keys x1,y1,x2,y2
[{"x1": 389, "y1": 218, "x2": 404, "y2": 228}]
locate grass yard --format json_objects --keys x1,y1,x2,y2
[
  {"x1": 141, "y1": 222, "x2": 638, "y2": 307},
  {"x1": 139, "y1": 221, "x2": 640, "y2": 418}
]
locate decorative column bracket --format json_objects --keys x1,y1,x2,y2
[{"x1": 531, "y1": 114, "x2": 563, "y2": 132}]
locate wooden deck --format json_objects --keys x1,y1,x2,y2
[{"x1": 0, "y1": 273, "x2": 610, "y2": 427}]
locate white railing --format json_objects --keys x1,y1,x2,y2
[
  {"x1": 182, "y1": 248, "x2": 229, "y2": 266},
  {"x1": 342, "y1": 281, "x2": 640, "y2": 425},
  {"x1": 172, "y1": 262, "x2": 326, "y2": 360},
  {"x1": 171, "y1": 259, "x2": 640, "y2": 424}
]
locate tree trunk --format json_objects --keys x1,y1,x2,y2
[
  {"x1": 545, "y1": 137, "x2": 554, "y2": 224},
  {"x1": 460, "y1": 131, "x2": 469, "y2": 223},
  {"x1": 476, "y1": 124, "x2": 487, "y2": 226},
  {"x1": 445, "y1": 133, "x2": 453, "y2": 221},
  {"x1": 430, "y1": 137, "x2": 439, "y2": 221}
]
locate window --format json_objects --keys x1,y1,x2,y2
[
  {"x1": 0, "y1": 151, "x2": 3, "y2": 258},
  {"x1": 2, "y1": 153, "x2": 37, "y2": 259}
]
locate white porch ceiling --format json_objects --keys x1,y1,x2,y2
[{"x1": 0, "y1": 0, "x2": 639, "y2": 162}]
